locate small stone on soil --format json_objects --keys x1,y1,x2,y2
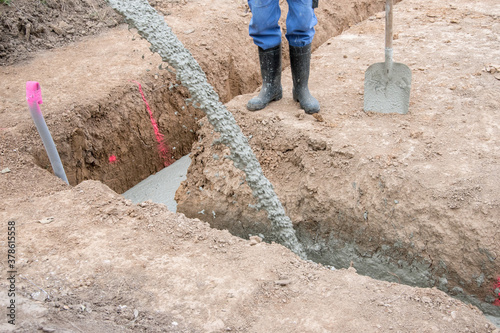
[
  {"x1": 275, "y1": 279, "x2": 292, "y2": 286},
  {"x1": 249, "y1": 235, "x2": 262, "y2": 243},
  {"x1": 38, "y1": 217, "x2": 55, "y2": 224},
  {"x1": 41, "y1": 328, "x2": 56, "y2": 333}
]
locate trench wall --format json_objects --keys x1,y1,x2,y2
[
  {"x1": 32, "y1": 75, "x2": 199, "y2": 193},
  {"x1": 175, "y1": 110, "x2": 500, "y2": 316}
]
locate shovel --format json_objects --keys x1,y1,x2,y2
[{"x1": 364, "y1": 0, "x2": 411, "y2": 114}]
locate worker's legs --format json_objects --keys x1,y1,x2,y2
[
  {"x1": 248, "y1": 0, "x2": 281, "y2": 50},
  {"x1": 286, "y1": 0, "x2": 320, "y2": 113},
  {"x1": 247, "y1": 0, "x2": 283, "y2": 111},
  {"x1": 247, "y1": 0, "x2": 319, "y2": 112},
  {"x1": 285, "y1": 0, "x2": 317, "y2": 47}
]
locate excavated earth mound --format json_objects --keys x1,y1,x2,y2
[{"x1": 0, "y1": 181, "x2": 495, "y2": 332}]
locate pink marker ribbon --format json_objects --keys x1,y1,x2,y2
[{"x1": 131, "y1": 81, "x2": 172, "y2": 167}]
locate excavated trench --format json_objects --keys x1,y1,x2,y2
[
  {"x1": 32, "y1": 74, "x2": 200, "y2": 194},
  {"x1": 29, "y1": 0, "x2": 500, "y2": 326},
  {"x1": 31, "y1": 0, "x2": 388, "y2": 195}
]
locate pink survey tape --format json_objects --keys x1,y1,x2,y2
[{"x1": 26, "y1": 81, "x2": 43, "y2": 105}]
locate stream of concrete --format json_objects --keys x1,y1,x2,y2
[{"x1": 105, "y1": 0, "x2": 306, "y2": 259}]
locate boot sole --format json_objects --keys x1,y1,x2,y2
[{"x1": 305, "y1": 108, "x2": 320, "y2": 115}]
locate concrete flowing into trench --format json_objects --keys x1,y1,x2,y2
[{"x1": 105, "y1": 0, "x2": 306, "y2": 259}]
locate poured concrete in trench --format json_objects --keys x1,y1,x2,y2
[{"x1": 123, "y1": 154, "x2": 191, "y2": 212}]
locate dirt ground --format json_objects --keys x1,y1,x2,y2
[
  {"x1": 176, "y1": 0, "x2": 500, "y2": 318},
  {"x1": 0, "y1": 0, "x2": 499, "y2": 332}
]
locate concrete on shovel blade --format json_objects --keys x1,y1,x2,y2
[{"x1": 364, "y1": 62, "x2": 411, "y2": 114}]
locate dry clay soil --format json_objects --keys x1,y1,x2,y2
[
  {"x1": 176, "y1": 0, "x2": 500, "y2": 318},
  {"x1": 1, "y1": 0, "x2": 500, "y2": 332}
]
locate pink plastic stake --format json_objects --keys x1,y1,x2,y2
[{"x1": 26, "y1": 81, "x2": 69, "y2": 184}]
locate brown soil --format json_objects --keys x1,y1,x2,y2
[
  {"x1": 176, "y1": 0, "x2": 500, "y2": 317},
  {"x1": 1, "y1": 181, "x2": 496, "y2": 332},
  {"x1": 0, "y1": 0, "x2": 499, "y2": 332},
  {"x1": 0, "y1": 0, "x2": 122, "y2": 66}
]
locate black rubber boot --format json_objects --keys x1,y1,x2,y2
[
  {"x1": 247, "y1": 44, "x2": 282, "y2": 111},
  {"x1": 289, "y1": 44, "x2": 320, "y2": 114}
]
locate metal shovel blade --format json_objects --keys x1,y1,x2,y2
[
  {"x1": 363, "y1": 0, "x2": 411, "y2": 114},
  {"x1": 364, "y1": 60, "x2": 411, "y2": 114}
]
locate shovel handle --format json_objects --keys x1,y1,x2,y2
[{"x1": 385, "y1": 0, "x2": 393, "y2": 49}]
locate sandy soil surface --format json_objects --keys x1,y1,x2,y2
[
  {"x1": 0, "y1": 181, "x2": 496, "y2": 332},
  {"x1": 1, "y1": 0, "x2": 499, "y2": 331},
  {"x1": 0, "y1": 0, "x2": 122, "y2": 66}
]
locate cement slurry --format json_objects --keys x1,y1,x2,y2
[
  {"x1": 105, "y1": 0, "x2": 306, "y2": 259},
  {"x1": 298, "y1": 227, "x2": 500, "y2": 324},
  {"x1": 122, "y1": 155, "x2": 191, "y2": 212},
  {"x1": 363, "y1": 49, "x2": 412, "y2": 114}
]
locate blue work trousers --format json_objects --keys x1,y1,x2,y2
[{"x1": 248, "y1": 0, "x2": 318, "y2": 50}]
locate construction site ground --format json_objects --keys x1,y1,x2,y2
[{"x1": 1, "y1": 0, "x2": 499, "y2": 332}]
